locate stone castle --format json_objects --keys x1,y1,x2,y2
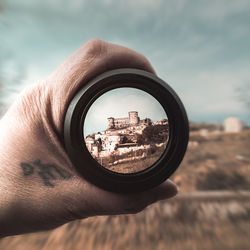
[
  {"x1": 85, "y1": 111, "x2": 169, "y2": 160},
  {"x1": 108, "y1": 111, "x2": 151, "y2": 129}
]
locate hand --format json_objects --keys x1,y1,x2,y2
[{"x1": 0, "y1": 39, "x2": 177, "y2": 237}]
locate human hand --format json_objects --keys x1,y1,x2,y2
[{"x1": 0, "y1": 39, "x2": 177, "y2": 237}]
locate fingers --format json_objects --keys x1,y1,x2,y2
[
  {"x1": 45, "y1": 39, "x2": 156, "y2": 134},
  {"x1": 67, "y1": 177, "x2": 178, "y2": 219},
  {"x1": 151, "y1": 179, "x2": 178, "y2": 201},
  {"x1": 117, "y1": 179, "x2": 178, "y2": 214}
]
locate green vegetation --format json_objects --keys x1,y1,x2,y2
[{"x1": 137, "y1": 124, "x2": 169, "y2": 145}]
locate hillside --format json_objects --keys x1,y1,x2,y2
[
  {"x1": 173, "y1": 129, "x2": 250, "y2": 191},
  {"x1": 0, "y1": 127, "x2": 250, "y2": 250}
]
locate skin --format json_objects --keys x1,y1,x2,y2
[{"x1": 0, "y1": 39, "x2": 177, "y2": 237}]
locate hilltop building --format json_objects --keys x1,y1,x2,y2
[
  {"x1": 107, "y1": 111, "x2": 151, "y2": 129},
  {"x1": 85, "y1": 111, "x2": 168, "y2": 159}
]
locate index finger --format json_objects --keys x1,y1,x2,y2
[{"x1": 46, "y1": 39, "x2": 156, "y2": 134}]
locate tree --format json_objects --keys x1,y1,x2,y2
[{"x1": 140, "y1": 124, "x2": 169, "y2": 144}]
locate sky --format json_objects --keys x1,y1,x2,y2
[
  {"x1": 0, "y1": 0, "x2": 249, "y2": 124},
  {"x1": 84, "y1": 87, "x2": 167, "y2": 136}
]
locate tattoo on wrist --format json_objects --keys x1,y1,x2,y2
[{"x1": 20, "y1": 159, "x2": 72, "y2": 187}]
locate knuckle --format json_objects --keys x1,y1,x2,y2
[
  {"x1": 83, "y1": 38, "x2": 107, "y2": 58},
  {"x1": 14, "y1": 84, "x2": 41, "y2": 110}
]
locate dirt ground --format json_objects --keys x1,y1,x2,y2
[{"x1": 1, "y1": 129, "x2": 250, "y2": 250}]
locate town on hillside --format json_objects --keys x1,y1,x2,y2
[{"x1": 85, "y1": 111, "x2": 169, "y2": 172}]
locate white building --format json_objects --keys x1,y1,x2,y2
[
  {"x1": 223, "y1": 117, "x2": 243, "y2": 133},
  {"x1": 85, "y1": 137, "x2": 95, "y2": 152},
  {"x1": 104, "y1": 135, "x2": 121, "y2": 152}
]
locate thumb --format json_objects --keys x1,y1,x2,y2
[
  {"x1": 125, "y1": 179, "x2": 178, "y2": 214},
  {"x1": 65, "y1": 178, "x2": 178, "y2": 218},
  {"x1": 107, "y1": 179, "x2": 178, "y2": 215}
]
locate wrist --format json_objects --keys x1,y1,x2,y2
[
  {"x1": 0, "y1": 116, "x2": 76, "y2": 237},
  {"x1": 0, "y1": 165, "x2": 18, "y2": 238}
]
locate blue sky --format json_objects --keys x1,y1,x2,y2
[
  {"x1": 84, "y1": 88, "x2": 167, "y2": 136},
  {"x1": 0, "y1": 0, "x2": 249, "y2": 124}
]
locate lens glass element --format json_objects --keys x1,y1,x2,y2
[{"x1": 83, "y1": 88, "x2": 169, "y2": 174}]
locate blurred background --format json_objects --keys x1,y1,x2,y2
[{"x1": 0, "y1": 0, "x2": 250, "y2": 249}]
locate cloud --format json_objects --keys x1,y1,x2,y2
[
  {"x1": 0, "y1": 0, "x2": 249, "y2": 124},
  {"x1": 194, "y1": 0, "x2": 250, "y2": 21}
]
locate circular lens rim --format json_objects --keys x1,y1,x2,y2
[{"x1": 64, "y1": 68, "x2": 189, "y2": 193}]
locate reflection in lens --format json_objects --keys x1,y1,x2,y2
[{"x1": 84, "y1": 88, "x2": 169, "y2": 174}]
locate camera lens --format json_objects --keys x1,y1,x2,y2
[{"x1": 64, "y1": 68, "x2": 189, "y2": 193}]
